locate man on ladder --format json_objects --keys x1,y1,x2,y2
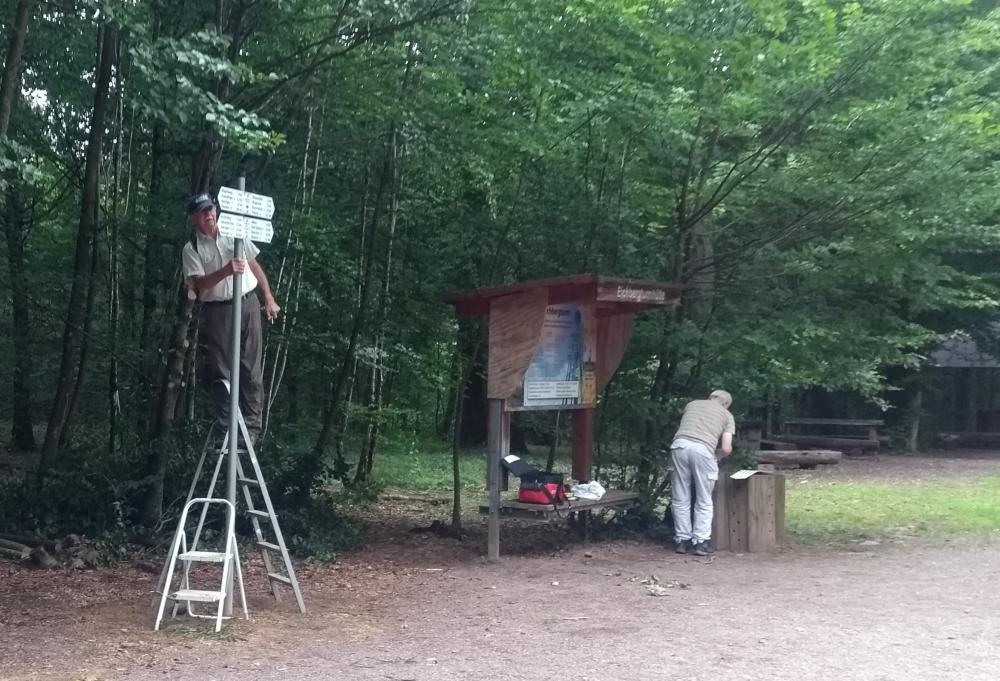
[
  {"x1": 153, "y1": 190, "x2": 304, "y2": 631},
  {"x1": 182, "y1": 192, "x2": 280, "y2": 444}
]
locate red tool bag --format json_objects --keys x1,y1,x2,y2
[{"x1": 518, "y1": 471, "x2": 567, "y2": 505}]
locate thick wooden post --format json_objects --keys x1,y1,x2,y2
[
  {"x1": 571, "y1": 408, "x2": 594, "y2": 481},
  {"x1": 712, "y1": 473, "x2": 785, "y2": 552},
  {"x1": 486, "y1": 399, "x2": 508, "y2": 561}
]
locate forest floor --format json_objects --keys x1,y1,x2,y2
[{"x1": 3, "y1": 451, "x2": 1000, "y2": 681}]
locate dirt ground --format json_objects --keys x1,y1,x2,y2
[{"x1": 2, "y1": 453, "x2": 999, "y2": 681}]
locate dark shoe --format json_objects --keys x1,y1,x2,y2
[
  {"x1": 693, "y1": 540, "x2": 715, "y2": 556},
  {"x1": 674, "y1": 540, "x2": 692, "y2": 554}
]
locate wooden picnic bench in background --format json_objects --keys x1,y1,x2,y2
[{"x1": 770, "y1": 418, "x2": 884, "y2": 455}]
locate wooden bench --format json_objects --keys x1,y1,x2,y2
[
  {"x1": 478, "y1": 489, "x2": 638, "y2": 521},
  {"x1": 772, "y1": 418, "x2": 883, "y2": 454},
  {"x1": 936, "y1": 431, "x2": 1000, "y2": 448}
]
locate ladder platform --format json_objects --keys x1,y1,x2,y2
[
  {"x1": 238, "y1": 476, "x2": 259, "y2": 487},
  {"x1": 178, "y1": 550, "x2": 229, "y2": 563},
  {"x1": 170, "y1": 589, "x2": 224, "y2": 603},
  {"x1": 247, "y1": 509, "x2": 271, "y2": 519},
  {"x1": 268, "y1": 572, "x2": 292, "y2": 585},
  {"x1": 257, "y1": 541, "x2": 281, "y2": 552},
  {"x1": 215, "y1": 449, "x2": 249, "y2": 457}
]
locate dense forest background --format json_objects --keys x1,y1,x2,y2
[{"x1": 0, "y1": 0, "x2": 998, "y2": 547}]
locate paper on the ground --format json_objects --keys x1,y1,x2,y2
[{"x1": 503, "y1": 455, "x2": 520, "y2": 464}]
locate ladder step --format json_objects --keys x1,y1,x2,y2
[
  {"x1": 170, "y1": 589, "x2": 224, "y2": 603},
  {"x1": 247, "y1": 509, "x2": 272, "y2": 520},
  {"x1": 267, "y1": 572, "x2": 292, "y2": 586},
  {"x1": 238, "y1": 476, "x2": 259, "y2": 487},
  {"x1": 257, "y1": 541, "x2": 281, "y2": 552},
  {"x1": 178, "y1": 550, "x2": 229, "y2": 563}
]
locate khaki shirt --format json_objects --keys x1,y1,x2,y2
[
  {"x1": 672, "y1": 399, "x2": 736, "y2": 453},
  {"x1": 181, "y1": 231, "x2": 259, "y2": 302}
]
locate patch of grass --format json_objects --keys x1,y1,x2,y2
[
  {"x1": 369, "y1": 436, "x2": 486, "y2": 493},
  {"x1": 787, "y1": 475, "x2": 1000, "y2": 543}
]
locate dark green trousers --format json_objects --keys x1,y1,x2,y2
[{"x1": 198, "y1": 292, "x2": 263, "y2": 442}]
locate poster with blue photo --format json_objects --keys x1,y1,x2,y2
[{"x1": 522, "y1": 304, "x2": 583, "y2": 407}]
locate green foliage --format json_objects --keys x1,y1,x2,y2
[
  {"x1": 724, "y1": 447, "x2": 759, "y2": 472},
  {"x1": 3, "y1": 0, "x2": 1000, "y2": 542},
  {"x1": 282, "y1": 487, "x2": 366, "y2": 564},
  {"x1": 128, "y1": 29, "x2": 280, "y2": 150}
]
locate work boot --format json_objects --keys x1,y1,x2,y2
[
  {"x1": 674, "y1": 539, "x2": 692, "y2": 554},
  {"x1": 692, "y1": 540, "x2": 715, "y2": 556}
]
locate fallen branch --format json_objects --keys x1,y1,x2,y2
[
  {"x1": 0, "y1": 538, "x2": 31, "y2": 556},
  {"x1": 0, "y1": 545, "x2": 29, "y2": 560},
  {"x1": 29, "y1": 546, "x2": 58, "y2": 569},
  {"x1": 0, "y1": 533, "x2": 62, "y2": 554},
  {"x1": 132, "y1": 558, "x2": 160, "y2": 574},
  {"x1": 756, "y1": 449, "x2": 843, "y2": 467}
]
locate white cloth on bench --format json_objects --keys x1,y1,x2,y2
[{"x1": 572, "y1": 481, "x2": 606, "y2": 501}]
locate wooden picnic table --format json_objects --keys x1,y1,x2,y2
[
  {"x1": 776, "y1": 417, "x2": 884, "y2": 453},
  {"x1": 782, "y1": 418, "x2": 884, "y2": 426}
]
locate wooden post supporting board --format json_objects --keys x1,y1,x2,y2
[
  {"x1": 571, "y1": 409, "x2": 594, "y2": 481},
  {"x1": 486, "y1": 398, "x2": 508, "y2": 562}
]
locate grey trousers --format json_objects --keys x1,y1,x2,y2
[
  {"x1": 199, "y1": 293, "x2": 263, "y2": 442},
  {"x1": 670, "y1": 438, "x2": 719, "y2": 543}
]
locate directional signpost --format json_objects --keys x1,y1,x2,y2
[
  {"x1": 217, "y1": 213, "x2": 275, "y2": 243},
  {"x1": 218, "y1": 180, "x2": 276, "y2": 616},
  {"x1": 217, "y1": 186, "x2": 275, "y2": 243}
]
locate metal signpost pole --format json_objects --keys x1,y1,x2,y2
[{"x1": 223, "y1": 176, "x2": 245, "y2": 617}]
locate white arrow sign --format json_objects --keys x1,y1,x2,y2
[
  {"x1": 217, "y1": 186, "x2": 275, "y2": 220},
  {"x1": 217, "y1": 212, "x2": 274, "y2": 243}
]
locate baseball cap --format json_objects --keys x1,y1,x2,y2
[{"x1": 186, "y1": 193, "x2": 215, "y2": 214}]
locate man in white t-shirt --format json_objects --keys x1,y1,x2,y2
[
  {"x1": 181, "y1": 192, "x2": 280, "y2": 444},
  {"x1": 669, "y1": 389, "x2": 735, "y2": 556}
]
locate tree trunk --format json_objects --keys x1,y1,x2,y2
[
  {"x1": 37, "y1": 24, "x2": 117, "y2": 488},
  {"x1": 58, "y1": 234, "x2": 99, "y2": 451},
  {"x1": 450, "y1": 350, "x2": 466, "y2": 531},
  {"x1": 139, "y1": 130, "x2": 219, "y2": 526},
  {"x1": 0, "y1": 0, "x2": 33, "y2": 137},
  {"x1": 4, "y1": 188, "x2": 35, "y2": 450},
  {"x1": 964, "y1": 368, "x2": 978, "y2": 432},
  {"x1": 1, "y1": 0, "x2": 36, "y2": 451},
  {"x1": 140, "y1": 282, "x2": 197, "y2": 527},
  {"x1": 545, "y1": 411, "x2": 561, "y2": 473},
  {"x1": 355, "y1": 114, "x2": 407, "y2": 483},
  {"x1": 309, "y1": 150, "x2": 388, "y2": 487},
  {"x1": 907, "y1": 387, "x2": 922, "y2": 454},
  {"x1": 459, "y1": 356, "x2": 487, "y2": 447},
  {"x1": 139, "y1": 123, "x2": 165, "y2": 388},
  {"x1": 107, "y1": 55, "x2": 124, "y2": 459}
]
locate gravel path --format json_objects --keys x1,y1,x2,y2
[
  {"x1": 3, "y1": 452, "x2": 999, "y2": 681},
  {"x1": 3, "y1": 537, "x2": 998, "y2": 681}
]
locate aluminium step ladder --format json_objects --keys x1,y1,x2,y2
[
  {"x1": 152, "y1": 385, "x2": 305, "y2": 625},
  {"x1": 154, "y1": 497, "x2": 247, "y2": 632}
]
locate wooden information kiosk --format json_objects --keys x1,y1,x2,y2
[{"x1": 444, "y1": 274, "x2": 681, "y2": 560}]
